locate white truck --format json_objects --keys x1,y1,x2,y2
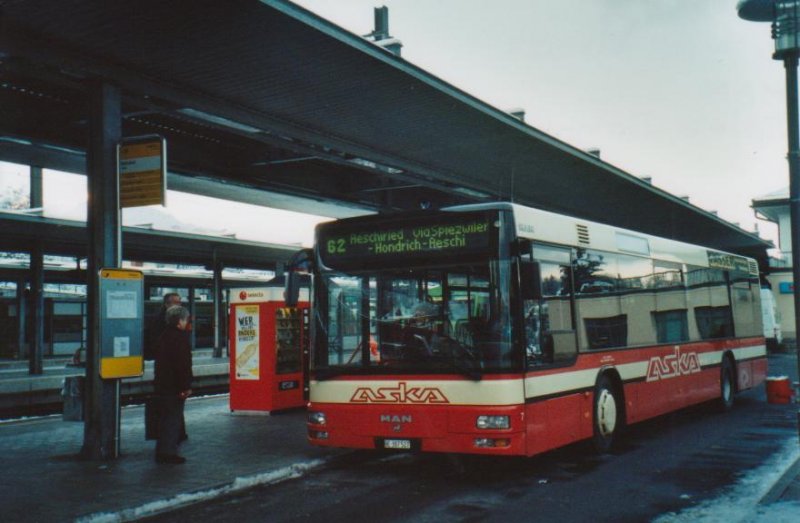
[{"x1": 760, "y1": 286, "x2": 782, "y2": 352}]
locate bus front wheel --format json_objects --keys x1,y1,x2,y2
[{"x1": 593, "y1": 375, "x2": 621, "y2": 453}]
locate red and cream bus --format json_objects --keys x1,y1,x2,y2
[{"x1": 298, "y1": 203, "x2": 767, "y2": 456}]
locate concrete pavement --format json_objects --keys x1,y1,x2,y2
[
  {"x1": 0, "y1": 356, "x2": 798, "y2": 522},
  {"x1": 0, "y1": 396, "x2": 345, "y2": 522}
]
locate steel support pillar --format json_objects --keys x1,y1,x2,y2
[
  {"x1": 212, "y1": 253, "x2": 224, "y2": 358},
  {"x1": 29, "y1": 243, "x2": 44, "y2": 374},
  {"x1": 30, "y1": 165, "x2": 43, "y2": 210},
  {"x1": 783, "y1": 53, "x2": 800, "y2": 443},
  {"x1": 16, "y1": 277, "x2": 26, "y2": 360},
  {"x1": 81, "y1": 81, "x2": 122, "y2": 460},
  {"x1": 188, "y1": 287, "x2": 196, "y2": 352}
]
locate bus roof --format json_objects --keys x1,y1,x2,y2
[{"x1": 444, "y1": 202, "x2": 758, "y2": 274}]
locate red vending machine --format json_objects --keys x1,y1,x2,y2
[{"x1": 228, "y1": 287, "x2": 309, "y2": 413}]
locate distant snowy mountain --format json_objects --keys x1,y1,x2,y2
[{"x1": 123, "y1": 206, "x2": 235, "y2": 238}]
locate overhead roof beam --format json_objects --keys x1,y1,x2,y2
[{"x1": 0, "y1": 211, "x2": 298, "y2": 270}]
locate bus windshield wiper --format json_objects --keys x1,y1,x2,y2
[
  {"x1": 453, "y1": 358, "x2": 482, "y2": 381},
  {"x1": 443, "y1": 338, "x2": 482, "y2": 381}
]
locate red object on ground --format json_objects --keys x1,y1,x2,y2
[{"x1": 766, "y1": 376, "x2": 793, "y2": 404}]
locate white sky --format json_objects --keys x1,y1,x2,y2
[
  {"x1": 0, "y1": 163, "x2": 327, "y2": 246},
  {"x1": 0, "y1": 1, "x2": 790, "y2": 248}
]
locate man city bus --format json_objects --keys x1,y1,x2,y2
[{"x1": 288, "y1": 203, "x2": 767, "y2": 456}]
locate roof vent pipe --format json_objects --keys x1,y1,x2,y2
[
  {"x1": 369, "y1": 6, "x2": 403, "y2": 56},
  {"x1": 586, "y1": 148, "x2": 601, "y2": 158},
  {"x1": 680, "y1": 195, "x2": 690, "y2": 202},
  {"x1": 507, "y1": 108, "x2": 526, "y2": 122},
  {"x1": 641, "y1": 176, "x2": 652, "y2": 185},
  {"x1": 374, "y1": 6, "x2": 390, "y2": 40}
]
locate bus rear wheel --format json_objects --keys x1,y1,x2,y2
[
  {"x1": 593, "y1": 375, "x2": 621, "y2": 453},
  {"x1": 718, "y1": 357, "x2": 735, "y2": 413}
]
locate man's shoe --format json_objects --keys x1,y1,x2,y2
[{"x1": 155, "y1": 454, "x2": 186, "y2": 464}]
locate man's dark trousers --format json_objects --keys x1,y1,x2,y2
[{"x1": 156, "y1": 395, "x2": 184, "y2": 457}]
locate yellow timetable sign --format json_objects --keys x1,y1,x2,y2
[
  {"x1": 100, "y1": 268, "x2": 143, "y2": 280},
  {"x1": 118, "y1": 137, "x2": 166, "y2": 208},
  {"x1": 99, "y1": 267, "x2": 144, "y2": 379}
]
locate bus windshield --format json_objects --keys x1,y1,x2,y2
[{"x1": 314, "y1": 262, "x2": 515, "y2": 377}]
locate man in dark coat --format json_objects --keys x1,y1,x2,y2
[
  {"x1": 146, "y1": 293, "x2": 188, "y2": 441},
  {"x1": 144, "y1": 292, "x2": 181, "y2": 361},
  {"x1": 154, "y1": 305, "x2": 193, "y2": 464}
]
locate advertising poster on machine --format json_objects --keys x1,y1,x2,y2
[{"x1": 235, "y1": 305, "x2": 260, "y2": 380}]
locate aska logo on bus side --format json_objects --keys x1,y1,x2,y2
[
  {"x1": 646, "y1": 347, "x2": 701, "y2": 382},
  {"x1": 350, "y1": 382, "x2": 450, "y2": 404}
]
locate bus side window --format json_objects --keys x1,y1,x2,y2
[{"x1": 526, "y1": 244, "x2": 577, "y2": 368}]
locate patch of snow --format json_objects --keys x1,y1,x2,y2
[
  {"x1": 75, "y1": 459, "x2": 324, "y2": 523},
  {"x1": 654, "y1": 436, "x2": 800, "y2": 523},
  {"x1": 750, "y1": 501, "x2": 800, "y2": 523},
  {"x1": 0, "y1": 413, "x2": 61, "y2": 424},
  {"x1": 377, "y1": 453, "x2": 412, "y2": 463}
]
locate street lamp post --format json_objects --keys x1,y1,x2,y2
[{"x1": 738, "y1": 0, "x2": 800, "y2": 442}]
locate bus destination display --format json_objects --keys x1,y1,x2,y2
[
  {"x1": 707, "y1": 251, "x2": 752, "y2": 274},
  {"x1": 319, "y1": 214, "x2": 494, "y2": 269}
]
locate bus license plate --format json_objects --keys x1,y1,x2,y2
[{"x1": 384, "y1": 439, "x2": 411, "y2": 450}]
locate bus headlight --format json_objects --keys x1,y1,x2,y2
[
  {"x1": 476, "y1": 415, "x2": 510, "y2": 430},
  {"x1": 308, "y1": 411, "x2": 327, "y2": 426}
]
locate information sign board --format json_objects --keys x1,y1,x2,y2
[
  {"x1": 118, "y1": 136, "x2": 166, "y2": 208},
  {"x1": 99, "y1": 268, "x2": 144, "y2": 379}
]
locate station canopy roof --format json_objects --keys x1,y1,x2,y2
[
  {"x1": 0, "y1": 210, "x2": 298, "y2": 271},
  {"x1": 0, "y1": 0, "x2": 770, "y2": 263}
]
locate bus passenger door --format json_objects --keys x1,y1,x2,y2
[
  {"x1": 521, "y1": 244, "x2": 581, "y2": 454},
  {"x1": 523, "y1": 246, "x2": 577, "y2": 368}
]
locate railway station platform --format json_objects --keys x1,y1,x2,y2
[
  {"x1": 0, "y1": 350, "x2": 229, "y2": 417},
  {"x1": 0, "y1": 395, "x2": 343, "y2": 522},
  {"x1": 0, "y1": 357, "x2": 798, "y2": 522}
]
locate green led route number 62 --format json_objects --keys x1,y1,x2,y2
[{"x1": 327, "y1": 238, "x2": 346, "y2": 254}]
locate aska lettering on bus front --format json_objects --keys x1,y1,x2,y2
[{"x1": 350, "y1": 382, "x2": 450, "y2": 404}]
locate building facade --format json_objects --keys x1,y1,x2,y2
[{"x1": 753, "y1": 188, "x2": 794, "y2": 340}]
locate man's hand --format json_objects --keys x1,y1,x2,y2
[{"x1": 179, "y1": 389, "x2": 192, "y2": 399}]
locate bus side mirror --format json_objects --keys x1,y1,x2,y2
[
  {"x1": 520, "y1": 261, "x2": 541, "y2": 300},
  {"x1": 285, "y1": 248, "x2": 313, "y2": 307}
]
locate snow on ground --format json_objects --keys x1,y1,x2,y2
[
  {"x1": 749, "y1": 501, "x2": 800, "y2": 523},
  {"x1": 0, "y1": 413, "x2": 61, "y2": 424},
  {"x1": 654, "y1": 436, "x2": 800, "y2": 523},
  {"x1": 75, "y1": 459, "x2": 325, "y2": 523}
]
